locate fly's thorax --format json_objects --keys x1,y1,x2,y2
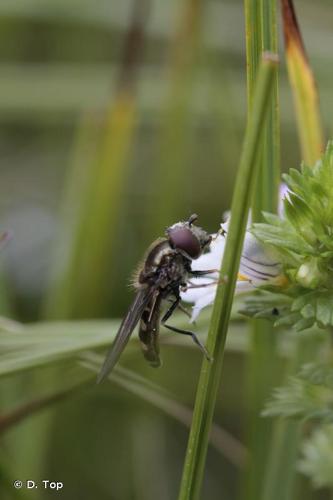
[
  {"x1": 132, "y1": 238, "x2": 174, "y2": 288},
  {"x1": 144, "y1": 239, "x2": 174, "y2": 269},
  {"x1": 133, "y1": 238, "x2": 190, "y2": 290}
]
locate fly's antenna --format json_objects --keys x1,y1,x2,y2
[
  {"x1": 218, "y1": 226, "x2": 227, "y2": 237},
  {"x1": 211, "y1": 225, "x2": 227, "y2": 241},
  {"x1": 188, "y1": 214, "x2": 198, "y2": 226}
]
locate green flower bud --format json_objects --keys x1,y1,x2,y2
[{"x1": 296, "y1": 258, "x2": 326, "y2": 289}]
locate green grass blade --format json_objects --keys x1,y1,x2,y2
[
  {"x1": 0, "y1": 321, "x2": 120, "y2": 377},
  {"x1": 261, "y1": 419, "x2": 301, "y2": 500},
  {"x1": 44, "y1": 1, "x2": 149, "y2": 318},
  {"x1": 243, "y1": 2, "x2": 281, "y2": 499},
  {"x1": 45, "y1": 100, "x2": 136, "y2": 319},
  {"x1": 244, "y1": 0, "x2": 262, "y2": 109},
  {"x1": 281, "y1": 0, "x2": 324, "y2": 164},
  {"x1": 257, "y1": 0, "x2": 280, "y2": 217},
  {"x1": 178, "y1": 53, "x2": 278, "y2": 500},
  {"x1": 262, "y1": 334, "x2": 320, "y2": 500},
  {"x1": 81, "y1": 353, "x2": 248, "y2": 468},
  {"x1": 258, "y1": 3, "x2": 325, "y2": 499},
  {"x1": 0, "y1": 314, "x2": 251, "y2": 380}
]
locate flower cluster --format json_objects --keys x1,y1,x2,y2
[
  {"x1": 183, "y1": 141, "x2": 333, "y2": 332},
  {"x1": 245, "y1": 141, "x2": 333, "y2": 330}
]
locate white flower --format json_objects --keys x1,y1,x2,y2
[
  {"x1": 182, "y1": 223, "x2": 281, "y2": 321},
  {"x1": 182, "y1": 184, "x2": 288, "y2": 321}
]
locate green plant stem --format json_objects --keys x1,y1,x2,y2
[
  {"x1": 246, "y1": 321, "x2": 281, "y2": 499},
  {"x1": 178, "y1": 53, "x2": 278, "y2": 500},
  {"x1": 244, "y1": 1, "x2": 280, "y2": 499},
  {"x1": 261, "y1": 419, "x2": 301, "y2": 500},
  {"x1": 257, "y1": 0, "x2": 280, "y2": 216},
  {"x1": 245, "y1": 0, "x2": 280, "y2": 218},
  {"x1": 259, "y1": 2, "x2": 325, "y2": 499},
  {"x1": 262, "y1": 333, "x2": 319, "y2": 500},
  {"x1": 244, "y1": 0, "x2": 263, "y2": 110}
]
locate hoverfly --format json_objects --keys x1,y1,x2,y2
[{"x1": 97, "y1": 214, "x2": 215, "y2": 383}]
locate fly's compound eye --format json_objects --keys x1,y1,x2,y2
[{"x1": 168, "y1": 227, "x2": 201, "y2": 259}]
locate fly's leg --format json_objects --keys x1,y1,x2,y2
[
  {"x1": 162, "y1": 322, "x2": 212, "y2": 361},
  {"x1": 186, "y1": 281, "x2": 219, "y2": 289},
  {"x1": 190, "y1": 269, "x2": 219, "y2": 277},
  {"x1": 167, "y1": 297, "x2": 192, "y2": 319},
  {"x1": 163, "y1": 295, "x2": 181, "y2": 323},
  {"x1": 186, "y1": 266, "x2": 230, "y2": 290},
  {"x1": 161, "y1": 300, "x2": 211, "y2": 361},
  {"x1": 163, "y1": 292, "x2": 210, "y2": 357},
  {"x1": 185, "y1": 276, "x2": 228, "y2": 290}
]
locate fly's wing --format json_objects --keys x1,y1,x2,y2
[
  {"x1": 138, "y1": 294, "x2": 162, "y2": 368},
  {"x1": 97, "y1": 288, "x2": 155, "y2": 383}
]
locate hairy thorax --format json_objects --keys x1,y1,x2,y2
[{"x1": 132, "y1": 238, "x2": 190, "y2": 291}]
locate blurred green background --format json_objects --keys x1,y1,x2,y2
[{"x1": 0, "y1": 0, "x2": 332, "y2": 499}]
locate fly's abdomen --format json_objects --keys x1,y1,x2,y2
[{"x1": 138, "y1": 298, "x2": 162, "y2": 368}]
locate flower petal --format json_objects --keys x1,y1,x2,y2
[{"x1": 182, "y1": 223, "x2": 283, "y2": 320}]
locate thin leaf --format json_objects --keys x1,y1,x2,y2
[
  {"x1": 280, "y1": 0, "x2": 324, "y2": 164},
  {"x1": 81, "y1": 353, "x2": 248, "y2": 468},
  {"x1": 178, "y1": 54, "x2": 278, "y2": 500}
]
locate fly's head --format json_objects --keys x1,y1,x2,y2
[{"x1": 166, "y1": 214, "x2": 212, "y2": 260}]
